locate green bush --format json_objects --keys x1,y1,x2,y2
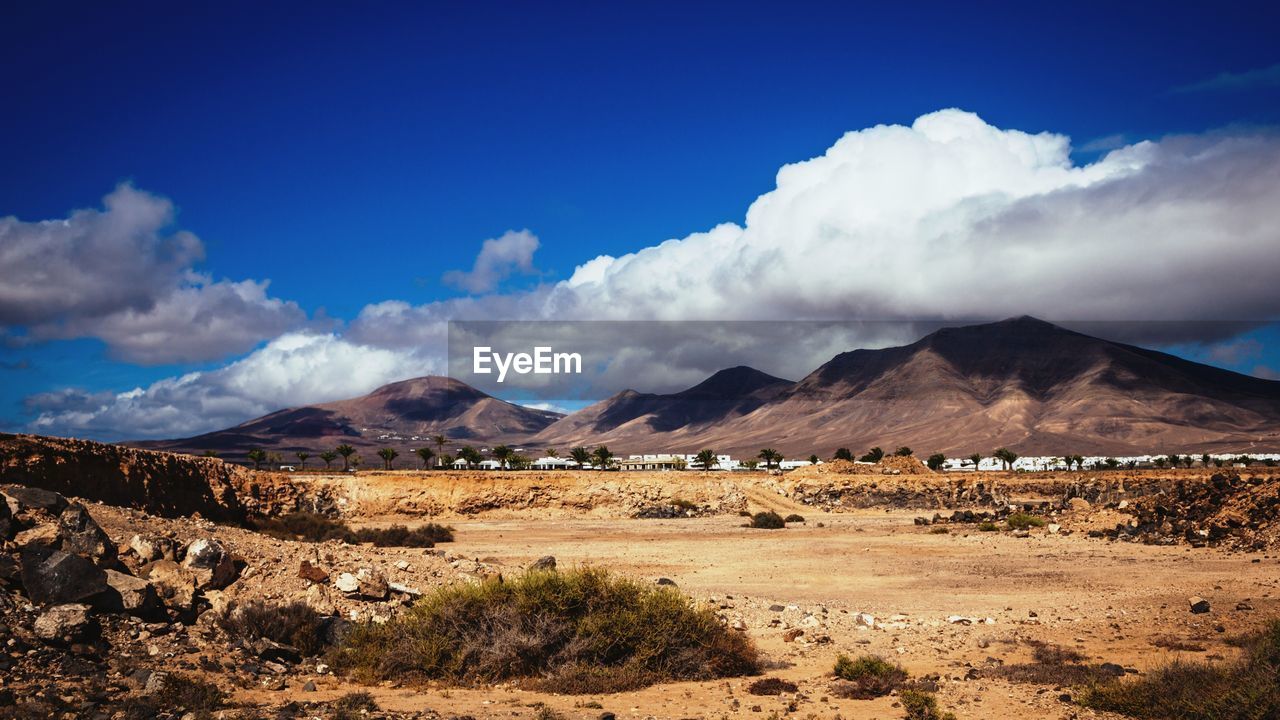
[
  {"x1": 1005, "y1": 512, "x2": 1047, "y2": 530},
  {"x1": 977, "y1": 521, "x2": 999, "y2": 532},
  {"x1": 748, "y1": 511, "x2": 786, "y2": 529},
  {"x1": 1079, "y1": 619, "x2": 1280, "y2": 719},
  {"x1": 900, "y1": 690, "x2": 956, "y2": 720},
  {"x1": 831, "y1": 654, "x2": 907, "y2": 698},
  {"x1": 331, "y1": 567, "x2": 759, "y2": 693}
]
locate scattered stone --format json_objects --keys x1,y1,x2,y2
[
  {"x1": 334, "y1": 573, "x2": 360, "y2": 594},
  {"x1": 356, "y1": 568, "x2": 389, "y2": 600},
  {"x1": 139, "y1": 560, "x2": 199, "y2": 613},
  {"x1": 104, "y1": 569, "x2": 160, "y2": 616},
  {"x1": 782, "y1": 628, "x2": 804, "y2": 642},
  {"x1": 656, "y1": 577, "x2": 677, "y2": 586},
  {"x1": 57, "y1": 503, "x2": 117, "y2": 564},
  {"x1": 297, "y1": 560, "x2": 329, "y2": 584},
  {"x1": 2, "y1": 485, "x2": 68, "y2": 515},
  {"x1": 34, "y1": 603, "x2": 94, "y2": 642},
  {"x1": 1189, "y1": 597, "x2": 1211, "y2": 614},
  {"x1": 301, "y1": 679, "x2": 317, "y2": 692}
]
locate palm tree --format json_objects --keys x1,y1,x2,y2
[
  {"x1": 336, "y1": 444, "x2": 356, "y2": 471},
  {"x1": 808, "y1": 454, "x2": 819, "y2": 465},
  {"x1": 695, "y1": 449, "x2": 717, "y2": 471},
  {"x1": 569, "y1": 446, "x2": 591, "y2": 469},
  {"x1": 968, "y1": 453, "x2": 982, "y2": 471},
  {"x1": 894, "y1": 446, "x2": 913, "y2": 457},
  {"x1": 376, "y1": 445, "x2": 396, "y2": 468},
  {"x1": 439, "y1": 453, "x2": 456, "y2": 469},
  {"x1": 993, "y1": 447, "x2": 1018, "y2": 471},
  {"x1": 546, "y1": 448, "x2": 559, "y2": 458},
  {"x1": 834, "y1": 448, "x2": 854, "y2": 461},
  {"x1": 416, "y1": 447, "x2": 435, "y2": 469},
  {"x1": 1201, "y1": 453, "x2": 1212, "y2": 468},
  {"x1": 758, "y1": 448, "x2": 782, "y2": 470},
  {"x1": 926, "y1": 453, "x2": 946, "y2": 470},
  {"x1": 246, "y1": 448, "x2": 267, "y2": 470},
  {"x1": 319, "y1": 451, "x2": 337, "y2": 470},
  {"x1": 457, "y1": 446, "x2": 482, "y2": 469},
  {"x1": 1071, "y1": 454, "x2": 1085, "y2": 470},
  {"x1": 859, "y1": 447, "x2": 884, "y2": 463},
  {"x1": 432, "y1": 435, "x2": 448, "y2": 468},
  {"x1": 295, "y1": 451, "x2": 310, "y2": 468},
  {"x1": 592, "y1": 446, "x2": 615, "y2": 470},
  {"x1": 491, "y1": 445, "x2": 513, "y2": 469}
]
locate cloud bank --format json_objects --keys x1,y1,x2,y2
[
  {"x1": 0, "y1": 184, "x2": 306, "y2": 363},
  {"x1": 22, "y1": 110, "x2": 1280, "y2": 438}
]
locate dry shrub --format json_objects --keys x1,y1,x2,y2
[
  {"x1": 1079, "y1": 619, "x2": 1280, "y2": 719},
  {"x1": 250, "y1": 512, "x2": 453, "y2": 547},
  {"x1": 332, "y1": 691, "x2": 379, "y2": 720},
  {"x1": 1151, "y1": 635, "x2": 1207, "y2": 652},
  {"x1": 900, "y1": 690, "x2": 957, "y2": 720},
  {"x1": 831, "y1": 654, "x2": 908, "y2": 698},
  {"x1": 748, "y1": 511, "x2": 785, "y2": 529},
  {"x1": 1005, "y1": 512, "x2": 1047, "y2": 530},
  {"x1": 331, "y1": 566, "x2": 758, "y2": 693},
  {"x1": 982, "y1": 640, "x2": 1122, "y2": 685},
  {"x1": 218, "y1": 600, "x2": 327, "y2": 656},
  {"x1": 783, "y1": 514, "x2": 805, "y2": 523},
  {"x1": 747, "y1": 677, "x2": 799, "y2": 695}
]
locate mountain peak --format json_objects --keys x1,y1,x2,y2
[{"x1": 677, "y1": 366, "x2": 792, "y2": 397}]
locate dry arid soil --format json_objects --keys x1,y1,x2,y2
[{"x1": 2, "y1": 435, "x2": 1279, "y2": 720}]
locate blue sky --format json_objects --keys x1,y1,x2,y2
[{"x1": 2, "y1": 1, "x2": 1279, "y2": 439}]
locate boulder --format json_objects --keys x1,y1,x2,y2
[
  {"x1": 2, "y1": 485, "x2": 68, "y2": 515},
  {"x1": 1067, "y1": 497, "x2": 1092, "y2": 512},
  {"x1": 14, "y1": 523, "x2": 61, "y2": 552},
  {"x1": 181, "y1": 539, "x2": 238, "y2": 589},
  {"x1": 0, "y1": 492, "x2": 12, "y2": 539},
  {"x1": 104, "y1": 569, "x2": 160, "y2": 616},
  {"x1": 334, "y1": 573, "x2": 360, "y2": 594},
  {"x1": 34, "y1": 603, "x2": 94, "y2": 642},
  {"x1": 58, "y1": 503, "x2": 117, "y2": 565},
  {"x1": 19, "y1": 547, "x2": 110, "y2": 606},
  {"x1": 528, "y1": 555, "x2": 557, "y2": 572},
  {"x1": 129, "y1": 534, "x2": 177, "y2": 562},
  {"x1": 139, "y1": 560, "x2": 198, "y2": 613},
  {"x1": 1189, "y1": 596, "x2": 1211, "y2": 614}
]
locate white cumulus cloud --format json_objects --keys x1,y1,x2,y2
[{"x1": 442, "y1": 229, "x2": 541, "y2": 293}]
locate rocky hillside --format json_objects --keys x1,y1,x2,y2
[{"x1": 0, "y1": 433, "x2": 252, "y2": 522}]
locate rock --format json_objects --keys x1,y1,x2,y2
[
  {"x1": 1047, "y1": 523, "x2": 1061, "y2": 534},
  {"x1": 129, "y1": 535, "x2": 171, "y2": 562},
  {"x1": 104, "y1": 569, "x2": 160, "y2": 616},
  {"x1": 139, "y1": 560, "x2": 199, "y2": 613},
  {"x1": 947, "y1": 615, "x2": 973, "y2": 625},
  {"x1": 182, "y1": 538, "x2": 226, "y2": 570},
  {"x1": 2, "y1": 485, "x2": 68, "y2": 515},
  {"x1": 387, "y1": 581, "x2": 420, "y2": 597},
  {"x1": 782, "y1": 628, "x2": 804, "y2": 642},
  {"x1": 1189, "y1": 597, "x2": 1211, "y2": 614},
  {"x1": 599, "y1": 714, "x2": 617, "y2": 720},
  {"x1": 528, "y1": 555, "x2": 557, "y2": 572},
  {"x1": 768, "y1": 604, "x2": 785, "y2": 612},
  {"x1": 1067, "y1": 497, "x2": 1092, "y2": 512},
  {"x1": 34, "y1": 603, "x2": 94, "y2": 642},
  {"x1": 355, "y1": 568, "x2": 389, "y2": 600},
  {"x1": 856, "y1": 612, "x2": 876, "y2": 628},
  {"x1": 19, "y1": 547, "x2": 110, "y2": 606},
  {"x1": 58, "y1": 503, "x2": 117, "y2": 565},
  {"x1": 394, "y1": 560, "x2": 410, "y2": 571},
  {"x1": 181, "y1": 540, "x2": 238, "y2": 590},
  {"x1": 14, "y1": 523, "x2": 61, "y2": 552},
  {"x1": 656, "y1": 577, "x2": 677, "y2": 586},
  {"x1": 302, "y1": 680, "x2": 317, "y2": 692},
  {"x1": 248, "y1": 637, "x2": 302, "y2": 664},
  {"x1": 0, "y1": 491, "x2": 12, "y2": 539},
  {"x1": 298, "y1": 560, "x2": 329, "y2": 584},
  {"x1": 334, "y1": 573, "x2": 360, "y2": 594}
]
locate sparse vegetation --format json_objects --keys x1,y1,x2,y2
[
  {"x1": 1079, "y1": 619, "x2": 1280, "y2": 719},
  {"x1": 747, "y1": 677, "x2": 798, "y2": 695},
  {"x1": 977, "y1": 521, "x2": 999, "y2": 531},
  {"x1": 926, "y1": 452, "x2": 946, "y2": 470},
  {"x1": 834, "y1": 447, "x2": 854, "y2": 461},
  {"x1": 336, "y1": 443, "x2": 356, "y2": 470},
  {"x1": 748, "y1": 510, "x2": 786, "y2": 529},
  {"x1": 783, "y1": 513, "x2": 805, "y2": 523},
  {"x1": 859, "y1": 446, "x2": 885, "y2": 463},
  {"x1": 1005, "y1": 512, "x2": 1047, "y2": 530},
  {"x1": 894, "y1": 446, "x2": 914, "y2": 457},
  {"x1": 929, "y1": 526, "x2": 950, "y2": 534},
  {"x1": 333, "y1": 691, "x2": 379, "y2": 720},
  {"x1": 981, "y1": 639, "x2": 1122, "y2": 685},
  {"x1": 831, "y1": 654, "x2": 908, "y2": 698},
  {"x1": 331, "y1": 567, "x2": 759, "y2": 693},
  {"x1": 218, "y1": 600, "x2": 327, "y2": 656},
  {"x1": 900, "y1": 689, "x2": 957, "y2": 720},
  {"x1": 250, "y1": 512, "x2": 453, "y2": 546}
]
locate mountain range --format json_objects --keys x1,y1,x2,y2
[{"x1": 140, "y1": 317, "x2": 1280, "y2": 460}]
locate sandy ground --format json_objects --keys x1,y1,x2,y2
[{"x1": 236, "y1": 498, "x2": 1279, "y2": 719}]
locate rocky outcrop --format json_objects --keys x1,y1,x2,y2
[{"x1": 0, "y1": 433, "x2": 250, "y2": 522}]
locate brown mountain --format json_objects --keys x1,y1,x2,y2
[
  {"x1": 139, "y1": 376, "x2": 562, "y2": 461},
  {"x1": 532, "y1": 317, "x2": 1280, "y2": 456}
]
